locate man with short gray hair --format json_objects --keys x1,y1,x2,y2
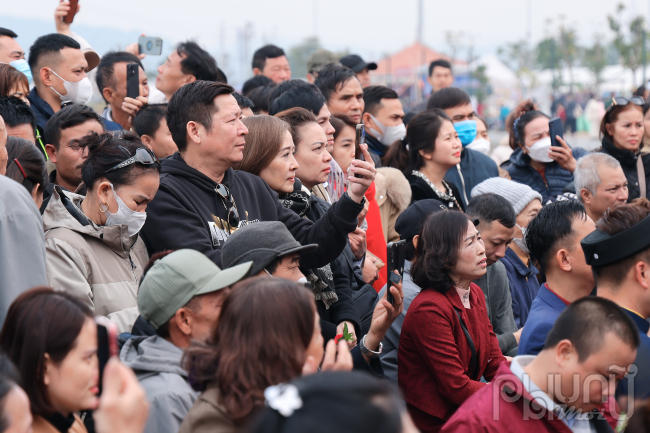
[{"x1": 574, "y1": 153, "x2": 628, "y2": 222}]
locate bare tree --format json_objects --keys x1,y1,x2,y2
[{"x1": 608, "y1": 3, "x2": 646, "y2": 85}]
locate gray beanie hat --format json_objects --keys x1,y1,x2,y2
[
  {"x1": 221, "y1": 221, "x2": 318, "y2": 276},
  {"x1": 471, "y1": 177, "x2": 543, "y2": 215}
]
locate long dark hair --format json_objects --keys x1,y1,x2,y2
[
  {"x1": 382, "y1": 109, "x2": 451, "y2": 173},
  {"x1": 5, "y1": 136, "x2": 47, "y2": 196},
  {"x1": 183, "y1": 277, "x2": 316, "y2": 424},
  {"x1": 411, "y1": 211, "x2": 472, "y2": 292},
  {"x1": 0, "y1": 287, "x2": 93, "y2": 417}
]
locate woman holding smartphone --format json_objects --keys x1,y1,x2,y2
[
  {"x1": 505, "y1": 101, "x2": 588, "y2": 203},
  {"x1": 0, "y1": 287, "x2": 99, "y2": 433}
]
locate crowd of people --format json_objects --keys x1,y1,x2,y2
[{"x1": 1, "y1": 3, "x2": 650, "y2": 432}]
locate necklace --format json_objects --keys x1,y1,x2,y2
[{"x1": 411, "y1": 170, "x2": 460, "y2": 209}]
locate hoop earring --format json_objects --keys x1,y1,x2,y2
[{"x1": 99, "y1": 202, "x2": 109, "y2": 213}]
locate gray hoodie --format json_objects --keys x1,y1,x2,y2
[{"x1": 120, "y1": 336, "x2": 199, "y2": 433}]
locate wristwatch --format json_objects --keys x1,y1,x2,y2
[{"x1": 360, "y1": 334, "x2": 382, "y2": 359}]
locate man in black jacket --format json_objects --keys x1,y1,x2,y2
[{"x1": 141, "y1": 80, "x2": 376, "y2": 269}]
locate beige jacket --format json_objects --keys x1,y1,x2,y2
[
  {"x1": 375, "y1": 167, "x2": 411, "y2": 243},
  {"x1": 179, "y1": 385, "x2": 251, "y2": 433},
  {"x1": 42, "y1": 187, "x2": 149, "y2": 333}
]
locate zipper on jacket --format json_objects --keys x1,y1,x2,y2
[
  {"x1": 456, "y1": 164, "x2": 469, "y2": 206},
  {"x1": 128, "y1": 251, "x2": 137, "y2": 280}
]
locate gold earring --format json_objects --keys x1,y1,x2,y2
[{"x1": 99, "y1": 202, "x2": 109, "y2": 213}]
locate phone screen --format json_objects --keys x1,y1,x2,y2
[{"x1": 95, "y1": 317, "x2": 117, "y2": 396}]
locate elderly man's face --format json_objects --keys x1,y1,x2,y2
[{"x1": 583, "y1": 165, "x2": 628, "y2": 221}]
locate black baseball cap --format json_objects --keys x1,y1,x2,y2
[
  {"x1": 340, "y1": 54, "x2": 377, "y2": 73},
  {"x1": 395, "y1": 199, "x2": 448, "y2": 241}
]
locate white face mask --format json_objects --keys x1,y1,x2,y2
[
  {"x1": 368, "y1": 114, "x2": 406, "y2": 146},
  {"x1": 527, "y1": 136, "x2": 553, "y2": 163},
  {"x1": 104, "y1": 184, "x2": 147, "y2": 237},
  {"x1": 466, "y1": 137, "x2": 491, "y2": 155},
  {"x1": 297, "y1": 276, "x2": 308, "y2": 284},
  {"x1": 48, "y1": 69, "x2": 93, "y2": 105},
  {"x1": 512, "y1": 224, "x2": 529, "y2": 254}
]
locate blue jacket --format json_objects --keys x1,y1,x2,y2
[
  {"x1": 500, "y1": 248, "x2": 541, "y2": 328},
  {"x1": 617, "y1": 309, "x2": 650, "y2": 400},
  {"x1": 517, "y1": 283, "x2": 567, "y2": 355},
  {"x1": 506, "y1": 146, "x2": 589, "y2": 204},
  {"x1": 444, "y1": 148, "x2": 499, "y2": 207},
  {"x1": 28, "y1": 88, "x2": 122, "y2": 133}
]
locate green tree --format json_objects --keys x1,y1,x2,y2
[
  {"x1": 472, "y1": 64, "x2": 490, "y2": 103},
  {"x1": 557, "y1": 20, "x2": 580, "y2": 92},
  {"x1": 582, "y1": 35, "x2": 608, "y2": 93},
  {"x1": 608, "y1": 3, "x2": 646, "y2": 84},
  {"x1": 287, "y1": 37, "x2": 321, "y2": 79},
  {"x1": 536, "y1": 37, "x2": 563, "y2": 90}
]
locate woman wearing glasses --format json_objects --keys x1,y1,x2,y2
[
  {"x1": 505, "y1": 101, "x2": 588, "y2": 203},
  {"x1": 42, "y1": 131, "x2": 160, "y2": 333},
  {"x1": 600, "y1": 96, "x2": 649, "y2": 201}
]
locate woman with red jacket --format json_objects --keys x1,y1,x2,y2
[{"x1": 398, "y1": 210, "x2": 506, "y2": 432}]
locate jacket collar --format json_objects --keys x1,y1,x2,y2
[
  {"x1": 28, "y1": 87, "x2": 55, "y2": 119},
  {"x1": 623, "y1": 308, "x2": 650, "y2": 334},
  {"x1": 601, "y1": 136, "x2": 638, "y2": 168},
  {"x1": 43, "y1": 187, "x2": 138, "y2": 256},
  {"x1": 365, "y1": 133, "x2": 386, "y2": 157},
  {"x1": 504, "y1": 247, "x2": 539, "y2": 277},
  {"x1": 443, "y1": 281, "x2": 477, "y2": 313},
  {"x1": 537, "y1": 283, "x2": 569, "y2": 313},
  {"x1": 509, "y1": 146, "x2": 531, "y2": 168}
]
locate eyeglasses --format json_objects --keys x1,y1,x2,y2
[
  {"x1": 105, "y1": 147, "x2": 159, "y2": 173},
  {"x1": 215, "y1": 183, "x2": 240, "y2": 231}
]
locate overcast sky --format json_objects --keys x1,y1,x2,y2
[{"x1": 2, "y1": 0, "x2": 648, "y2": 82}]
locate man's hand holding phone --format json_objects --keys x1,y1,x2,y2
[{"x1": 54, "y1": 0, "x2": 80, "y2": 35}]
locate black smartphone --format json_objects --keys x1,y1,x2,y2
[
  {"x1": 64, "y1": 0, "x2": 79, "y2": 24},
  {"x1": 138, "y1": 36, "x2": 163, "y2": 56},
  {"x1": 354, "y1": 124, "x2": 365, "y2": 178},
  {"x1": 549, "y1": 117, "x2": 566, "y2": 148},
  {"x1": 126, "y1": 63, "x2": 140, "y2": 99},
  {"x1": 95, "y1": 317, "x2": 118, "y2": 396},
  {"x1": 386, "y1": 240, "x2": 407, "y2": 305}
]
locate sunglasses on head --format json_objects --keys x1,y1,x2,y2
[
  {"x1": 215, "y1": 183, "x2": 240, "y2": 230},
  {"x1": 104, "y1": 146, "x2": 159, "y2": 174},
  {"x1": 611, "y1": 96, "x2": 645, "y2": 108}
]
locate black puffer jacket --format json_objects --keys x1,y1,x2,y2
[{"x1": 600, "y1": 136, "x2": 650, "y2": 201}]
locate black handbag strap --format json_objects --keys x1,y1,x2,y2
[{"x1": 454, "y1": 308, "x2": 479, "y2": 380}]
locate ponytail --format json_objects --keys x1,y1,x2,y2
[{"x1": 382, "y1": 137, "x2": 410, "y2": 171}]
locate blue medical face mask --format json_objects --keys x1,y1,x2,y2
[
  {"x1": 9, "y1": 59, "x2": 33, "y2": 86},
  {"x1": 454, "y1": 120, "x2": 477, "y2": 147}
]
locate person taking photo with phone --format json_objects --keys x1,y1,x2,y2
[
  {"x1": 0, "y1": 287, "x2": 100, "y2": 433},
  {"x1": 95, "y1": 52, "x2": 149, "y2": 131},
  {"x1": 599, "y1": 95, "x2": 650, "y2": 201},
  {"x1": 505, "y1": 100, "x2": 588, "y2": 203}
]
